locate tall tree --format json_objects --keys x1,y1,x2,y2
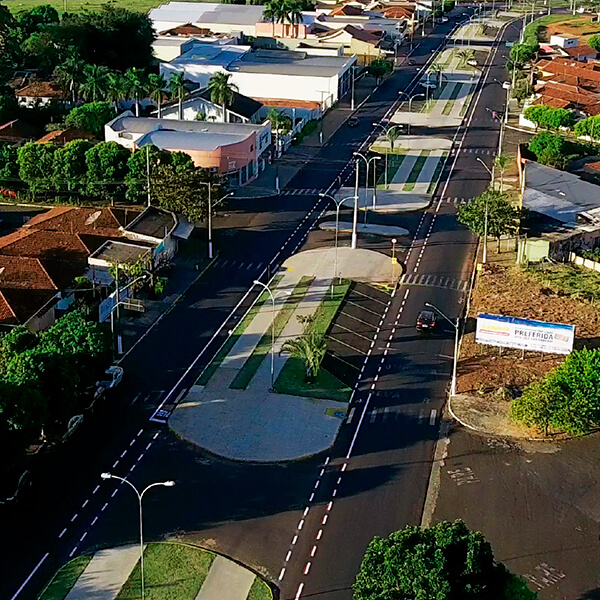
[
  {"x1": 147, "y1": 73, "x2": 168, "y2": 118},
  {"x1": 124, "y1": 67, "x2": 147, "y2": 117},
  {"x1": 0, "y1": 143, "x2": 19, "y2": 183},
  {"x1": 457, "y1": 188, "x2": 521, "y2": 241},
  {"x1": 65, "y1": 102, "x2": 116, "y2": 137},
  {"x1": 125, "y1": 144, "x2": 171, "y2": 203},
  {"x1": 52, "y1": 139, "x2": 93, "y2": 194},
  {"x1": 17, "y1": 142, "x2": 57, "y2": 194},
  {"x1": 263, "y1": 1, "x2": 277, "y2": 36},
  {"x1": 494, "y1": 153, "x2": 511, "y2": 192},
  {"x1": 106, "y1": 71, "x2": 129, "y2": 111},
  {"x1": 167, "y1": 72, "x2": 187, "y2": 120},
  {"x1": 54, "y1": 55, "x2": 86, "y2": 104},
  {"x1": 85, "y1": 141, "x2": 130, "y2": 202},
  {"x1": 208, "y1": 72, "x2": 238, "y2": 123},
  {"x1": 354, "y1": 520, "x2": 537, "y2": 600},
  {"x1": 267, "y1": 107, "x2": 292, "y2": 154},
  {"x1": 80, "y1": 63, "x2": 110, "y2": 103}
]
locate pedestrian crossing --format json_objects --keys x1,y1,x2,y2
[
  {"x1": 452, "y1": 148, "x2": 496, "y2": 156},
  {"x1": 434, "y1": 196, "x2": 472, "y2": 205},
  {"x1": 400, "y1": 272, "x2": 469, "y2": 291},
  {"x1": 346, "y1": 406, "x2": 438, "y2": 426},
  {"x1": 279, "y1": 188, "x2": 326, "y2": 196},
  {"x1": 212, "y1": 258, "x2": 266, "y2": 270}
]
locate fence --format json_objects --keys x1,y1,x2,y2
[{"x1": 569, "y1": 252, "x2": 600, "y2": 273}]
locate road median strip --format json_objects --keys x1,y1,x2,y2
[{"x1": 230, "y1": 275, "x2": 314, "y2": 390}]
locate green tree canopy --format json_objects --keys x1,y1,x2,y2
[
  {"x1": 510, "y1": 43, "x2": 536, "y2": 67},
  {"x1": 52, "y1": 139, "x2": 93, "y2": 194},
  {"x1": 511, "y1": 348, "x2": 600, "y2": 435},
  {"x1": 150, "y1": 163, "x2": 227, "y2": 222},
  {"x1": 207, "y1": 72, "x2": 238, "y2": 122},
  {"x1": 523, "y1": 105, "x2": 575, "y2": 131},
  {"x1": 85, "y1": 141, "x2": 130, "y2": 201},
  {"x1": 457, "y1": 188, "x2": 521, "y2": 239},
  {"x1": 353, "y1": 520, "x2": 537, "y2": 600},
  {"x1": 0, "y1": 142, "x2": 19, "y2": 183},
  {"x1": 528, "y1": 131, "x2": 567, "y2": 168},
  {"x1": 368, "y1": 58, "x2": 393, "y2": 81},
  {"x1": 125, "y1": 144, "x2": 172, "y2": 203},
  {"x1": 16, "y1": 5, "x2": 59, "y2": 35},
  {"x1": 589, "y1": 34, "x2": 600, "y2": 53},
  {"x1": 574, "y1": 115, "x2": 600, "y2": 140},
  {"x1": 17, "y1": 141, "x2": 57, "y2": 193},
  {"x1": 65, "y1": 101, "x2": 116, "y2": 137}
]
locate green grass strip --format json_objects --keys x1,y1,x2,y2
[
  {"x1": 116, "y1": 543, "x2": 215, "y2": 600},
  {"x1": 526, "y1": 263, "x2": 600, "y2": 303},
  {"x1": 274, "y1": 279, "x2": 352, "y2": 403},
  {"x1": 427, "y1": 151, "x2": 449, "y2": 194},
  {"x1": 459, "y1": 85, "x2": 475, "y2": 117},
  {"x1": 230, "y1": 276, "x2": 314, "y2": 390},
  {"x1": 39, "y1": 555, "x2": 92, "y2": 600},
  {"x1": 197, "y1": 274, "x2": 284, "y2": 385},
  {"x1": 441, "y1": 100, "x2": 455, "y2": 116},
  {"x1": 247, "y1": 577, "x2": 273, "y2": 600},
  {"x1": 404, "y1": 150, "x2": 431, "y2": 187}
]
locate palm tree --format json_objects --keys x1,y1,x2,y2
[
  {"x1": 148, "y1": 73, "x2": 168, "y2": 118},
  {"x1": 457, "y1": 49, "x2": 474, "y2": 69},
  {"x1": 124, "y1": 67, "x2": 148, "y2": 117},
  {"x1": 286, "y1": 0, "x2": 303, "y2": 38},
  {"x1": 263, "y1": 0, "x2": 277, "y2": 36},
  {"x1": 106, "y1": 72, "x2": 128, "y2": 111},
  {"x1": 267, "y1": 107, "x2": 291, "y2": 155},
  {"x1": 54, "y1": 55, "x2": 85, "y2": 104},
  {"x1": 494, "y1": 153, "x2": 511, "y2": 192},
  {"x1": 430, "y1": 63, "x2": 443, "y2": 87},
  {"x1": 281, "y1": 316, "x2": 327, "y2": 382},
  {"x1": 167, "y1": 72, "x2": 187, "y2": 120},
  {"x1": 207, "y1": 72, "x2": 238, "y2": 123},
  {"x1": 385, "y1": 125, "x2": 401, "y2": 151},
  {"x1": 80, "y1": 64, "x2": 110, "y2": 102}
]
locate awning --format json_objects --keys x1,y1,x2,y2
[{"x1": 173, "y1": 218, "x2": 194, "y2": 239}]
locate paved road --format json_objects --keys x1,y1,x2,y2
[{"x1": 0, "y1": 8, "x2": 508, "y2": 600}]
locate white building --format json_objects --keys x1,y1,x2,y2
[{"x1": 161, "y1": 42, "x2": 356, "y2": 108}]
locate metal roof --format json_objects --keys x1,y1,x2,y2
[{"x1": 150, "y1": 2, "x2": 265, "y2": 26}]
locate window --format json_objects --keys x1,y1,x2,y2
[{"x1": 250, "y1": 144, "x2": 254, "y2": 151}]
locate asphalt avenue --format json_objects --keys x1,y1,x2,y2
[{"x1": 0, "y1": 8, "x2": 518, "y2": 600}]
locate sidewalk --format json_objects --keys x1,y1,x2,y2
[{"x1": 169, "y1": 247, "x2": 396, "y2": 462}]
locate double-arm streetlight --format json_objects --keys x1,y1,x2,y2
[
  {"x1": 197, "y1": 182, "x2": 233, "y2": 260},
  {"x1": 372, "y1": 122, "x2": 404, "y2": 189},
  {"x1": 320, "y1": 193, "x2": 359, "y2": 285},
  {"x1": 354, "y1": 152, "x2": 381, "y2": 219},
  {"x1": 424, "y1": 302, "x2": 459, "y2": 397},
  {"x1": 100, "y1": 474, "x2": 175, "y2": 600},
  {"x1": 476, "y1": 156, "x2": 493, "y2": 264},
  {"x1": 408, "y1": 93, "x2": 425, "y2": 135},
  {"x1": 252, "y1": 280, "x2": 291, "y2": 389}
]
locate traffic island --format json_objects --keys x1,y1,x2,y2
[
  {"x1": 169, "y1": 247, "x2": 398, "y2": 462},
  {"x1": 38, "y1": 542, "x2": 272, "y2": 600}
]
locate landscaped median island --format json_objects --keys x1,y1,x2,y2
[
  {"x1": 274, "y1": 279, "x2": 352, "y2": 403},
  {"x1": 38, "y1": 542, "x2": 271, "y2": 600},
  {"x1": 453, "y1": 254, "x2": 600, "y2": 439}
]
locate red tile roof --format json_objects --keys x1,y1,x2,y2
[
  {"x1": 536, "y1": 81, "x2": 600, "y2": 115},
  {"x1": 16, "y1": 81, "x2": 64, "y2": 99},
  {"x1": 330, "y1": 4, "x2": 364, "y2": 16},
  {"x1": 564, "y1": 44, "x2": 597, "y2": 59},
  {"x1": 37, "y1": 127, "x2": 95, "y2": 144}
]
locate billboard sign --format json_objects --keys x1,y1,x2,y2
[{"x1": 476, "y1": 313, "x2": 574, "y2": 355}]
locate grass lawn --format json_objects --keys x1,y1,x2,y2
[
  {"x1": 527, "y1": 263, "x2": 600, "y2": 303},
  {"x1": 230, "y1": 276, "x2": 314, "y2": 390},
  {"x1": 274, "y1": 279, "x2": 352, "y2": 403},
  {"x1": 39, "y1": 555, "x2": 92, "y2": 600},
  {"x1": 116, "y1": 543, "x2": 215, "y2": 600},
  {"x1": 441, "y1": 99, "x2": 455, "y2": 116},
  {"x1": 6, "y1": 0, "x2": 207, "y2": 15},
  {"x1": 459, "y1": 85, "x2": 475, "y2": 118},
  {"x1": 427, "y1": 151, "x2": 448, "y2": 194},
  {"x1": 197, "y1": 274, "x2": 283, "y2": 386},
  {"x1": 247, "y1": 577, "x2": 273, "y2": 600},
  {"x1": 403, "y1": 150, "x2": 430, "y2": 191}
]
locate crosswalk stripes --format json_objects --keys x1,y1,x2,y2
[
  {"x1": 280, "y1": 188, "x2": 326, "y2": 196},
  {"x1": 450, "y1": 148, "x2": 496, "y2": 156},
  {"x1": 400, "y1": 273, "x2": 469, "y2": 291},
  {"x1": 433, "y1": 196, "x2": 472, "y2": 205},
  {"x1": 213, "y1": 258, "x2": 265, "y2": 270}
]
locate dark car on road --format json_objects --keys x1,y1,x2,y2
[
  {"x1": 408, "y1": 58, "x2": 417, "y2": 66},
  {"x1": 416, "y1": 310, "x2": 437, "y2": 333},
  {"x1": 347, "y1": 117, "x2": 359, "y2": 127}
]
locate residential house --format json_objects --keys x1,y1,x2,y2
[
  {"x1": 159, "y1": 87, "x2": 264, "y2": 123},
  {"x1": 37, "y1": 127, "x2": 95, "y2": 144},
  {"x1": 105, "y1": 113, "x2": 271, "y2": 186},
  {"x1": 16, "y1": 81, "x2": 69, "y2": 108}
]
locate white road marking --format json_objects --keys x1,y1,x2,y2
[
  {"x1": 9, "y1": 553, "x2": 49, "y2": 600},
  {"x1": 292, "y1": 535, "x2": 298, "y2": 545},
  {"x1": 430, "y1": 409, "x2": 437, "y2": 425},
  {"x1": 295, "y1": 583, "x2": 304, "y2": 600},
  {"x1": 311, "y1": 545, "x2": 317, "y2": 557},
  {"x1": 58, "y1": 528, "x2": 67, "y2": 539},
  {"x1": 92, "y1": 485, "x2": 100, "y2": 494},
  {"x1": 316, "y1": 529, "x2": 323, "y2": 540},
  {"x1": 279, "y1": 568, "x2": 286, "y2": 581},
  {"x1": 286, "y1": 551, "x2": 292, "y2": 562},
  {"x1": 303, "y1": 562, "x2": 311, "y2": 575}
]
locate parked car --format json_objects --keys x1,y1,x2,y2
[
  {"x1": 348, "y1": 117, "x2": 359, "y2": 127},
  {"x1": 416, "y1": 310, "x2": 437, "y2": 333},
  {"x1": 408, "y1": 58, "x2": 417, "y2": 66},
  {"x1": 94, "y1": 365, "x2": 124, "y2": 400}
]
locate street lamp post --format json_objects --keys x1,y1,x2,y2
[
  {"x1": 352, "y1": 158, "x2": 360, "y2": 249},
  {"x1": 354, "y1": 152, "x2": 381, "y2": 220},
  {"x1": 476, "y1": 157, "x2": 493, "y2": 264},
  {"x1": 320, "y1": 193, "x2": 359, "y2": 285},
  {"x1": 424, "y1": 302, "x2": 460, "y2": 396},
  {"x1": 252, "y1": 280, "x2": 291, "y2": 389},
  {"x1": 198, "y1": 182, "x2": 233, "y2": 260},
  {"x1": 100, "y1": 474, "x2": 175, "y2": 600},
  {"x1": 391, "y1": 237, "x2": 397, "y2": 285}
]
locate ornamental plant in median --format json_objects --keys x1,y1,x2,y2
[
  {"x1": 281, "y1": 315, "x2": 327, "y2": 382},
  {"x1": 353, "y1": 520, "x2": 537, "y2": 600}
]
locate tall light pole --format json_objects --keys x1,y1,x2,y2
[
  {"x1": 424, "y1": 302, "x2": 460, "y2": 397},
  {"x1": 252, "y1": 280, "x2": 291, "y2": 389},
  {"x1": 391, "y1": 237, "x2": 397, "y2": 285},
  {"x1": 100, "y1": 474, "x2": 175, "y2": 600},
  {"x1": 408, "y1": 93, "x2": 425, "y2": 136},
  {"x1": 352, "y1": 158, "x2": 360, "y2": 249},
  {"x1": 373, "y1": 122, "x2": 403, "y2": 189},
  {"x1": 476, "y1": 157, "x2": 493, "y2": 264},
  {"x1": 320, "y1": 193, "x2": 359, "y2": 285},
  {"x1": 198, "y1": 183, "x2": 233, "y2": 260},
  {"x1": 354, "y1": 152, "x2": 381, "y2": 220}
]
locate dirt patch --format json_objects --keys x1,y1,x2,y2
[
  {"x1": 455, "y1": 261, "x2": 600, "y2": 437},
  {"x1": 545, "y1": 15, "x2": 600, "y2": 39}
]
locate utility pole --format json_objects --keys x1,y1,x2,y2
[
  {"x1": 146, "y1": 145, "x2": 151, "y2": 208},
  {"x1": 352, "y1": 160, "x2": 359, "y2": 249}
]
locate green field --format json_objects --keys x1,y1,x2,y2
[
  {"x1": 39, "y1": 555, "x2": 92, "y2": 600},
  {"x1": 5, "y1": 0, "x2": 169, "y2": 14}
]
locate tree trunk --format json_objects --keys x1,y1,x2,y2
[
  {"x1": 135, "y1": 97, "x2": 140, "y2": 117},
  {"x1": 178, "y1": 95, "x2": 182, "y2": 120},
  {"x1": 222, "y1": 102, "x2": 227, "y2": 123}
]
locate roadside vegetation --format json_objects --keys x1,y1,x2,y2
[
  {"x1": 354, "y1": 520, "x2": 536, "y2": 600},
  {"x1": 39, "y1": 555, "x2": 92, "y2": 600}
]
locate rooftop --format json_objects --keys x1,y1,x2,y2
[
  {"x1": 137, "y1": 129, "x2": 250, "y2": 151},
  {"x1": 89, "y1": 240, "x2": 152, "y2": 266},
  {"x1": 523, "y1": 161, "x2": 600, "y2": 226},
  {"x1": 37, "y1": 127, "x2": 95, "y2": 144},
  {"x1": 149, "y1": 2, "x2": 266, "y2": 26},
  {"x1": 124, "y1": 206, "x2": 178, "y2": 239},
  {"x1": 172, "y1": 41, "x2": 249, "y2": 67},
  {"x1": 229, "y1": 48, "x2": 355, "y2": 76},
  {"x1": 0, "y1": 119, "x2": 37, "y2": 143},
  {"x1": 16, "y1": 81, "x2": 64, "y2": 99}
]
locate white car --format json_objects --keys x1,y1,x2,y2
[{"x1": 94, "y1": 366, "x2": 124, "y2": 400}]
